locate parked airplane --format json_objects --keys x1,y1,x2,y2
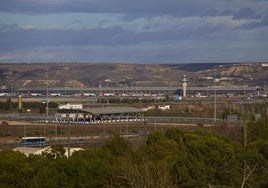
[
  {"x1": 131, "y1": 92, "x2": 143, "y2": 97},
  {"x1": 49, "y1": 93, "x2": 62, "y2": 97},
  {"x1": 100, "y1": 92, "x2": 115, "y2": 97},
  {"x1": 196, "y1": 93, "x2": 207, "y2": 98},
  {"x1": 103, "y1": 93, "x2": 115, "y2": 97},
  {"x1": 28, "y1": 91, "x2": 42, "y2": 96},
  {"x1": 120, "y1": 93, "x2": 129, "y2": 97},
  {"x1": 80, "y1": 91, "x2": 96, "y2": 97},
  {"x1": 0, "y1": 93, "x2": 10, "y2": 97}
]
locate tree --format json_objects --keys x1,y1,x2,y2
[
  {"x1": 173, "y1": 132, "x2": 239, "y2": 187},
  {"x1": 0, "y1": 149, "x2": 32, "y2": 187},
  {"x1": 66, "y1": 149, "x2": 115, "y2": 187},
  {"x1": 242, "y1": 140, "x2": 268, "y2": 187},
  {"x1": 39, "y1": 104, "x2": 46, "y2": 113},
  {"x1": 3, "y1": 98, "x2": 12, "y2": 110},
  {"x1": 248, "y1": 117, "x2": 268, "y2": 141},
  {"x1": 143, "y1": 131, "x2": 179, "y2": 161},
  {"x1": 103, "y1": 134, "x2": 132, "y2": 156},
  {"x1": 236, "y1": 146, "x2": 265, "y2": 188},
  {"x1": 42, "y1": 145, "x2": 66, "y2": 159},
  {"x1": 114, "y1": 130, "x2": 180, "y2": 187},
  {"x1": 119, "y1": 157, "x2": 176, "y2": 188},
  {"x1": 29, "y1": 157, "x2": 69, "y2": 188},
  {"x1": 165, "y1": 128, "x2": 185, "y2": 144}
]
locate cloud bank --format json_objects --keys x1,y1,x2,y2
[{"x1": 0, "y1": 0, "x2": 267, "y2": 63}]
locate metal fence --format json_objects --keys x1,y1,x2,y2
[{"x1": 145, "y1": 116, "x2": 243, "y2": 125}]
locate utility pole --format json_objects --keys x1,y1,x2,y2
[
  {"x1": 243, "y1": 105, "x2": 248, "y2": 147},
  {"x1": 46, "y1": 70, "x2": 49, "y2": 119},
  {"x1": 243, "y1": 117, "x2": 248, "y2": 147},
  {"x1": 67, "y1": 113, "x2": 71, "y2": 158},
  {"x1": 214, "y1": 89, "x2": 217, "y2": 124},
  {"x1": 44, "y1": 70, "x2": 48, "y2": 148}
]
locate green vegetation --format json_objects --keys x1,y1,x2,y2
[
  {"x1": 1, "y1": 116, "x2": 268, "y2": 187},
  {"x1": 0, "y1": 98, "x2": 58, "y2": 113},
  {"x1": 0, "y1": 98, "x2": 14, "y2": 111}
]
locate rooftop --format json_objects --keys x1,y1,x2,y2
[{"x1": 57, "y1": 106, "x2": 145, "y2": 115}]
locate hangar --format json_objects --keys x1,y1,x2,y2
[{"x1": 55, "y1": 106, "x2": 146, "y2": 123}]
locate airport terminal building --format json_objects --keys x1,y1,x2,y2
[{"x1": 56, "y1": 104, "x2": 146, "y2": 123}]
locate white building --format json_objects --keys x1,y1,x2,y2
[{"x1": 58, "y1": 103, "x2": 82, "y2": 109}]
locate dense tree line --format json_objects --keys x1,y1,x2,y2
[
  {"x1": 0, "y1": 98, "x2": 16, "y2": 111},
  {"x1": 0, "y1": 98, "x2": 58, "y2": 113},
  {"x1": 0, "y1": 117, "x2": 268, "y2": 187}
]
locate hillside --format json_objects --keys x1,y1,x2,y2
[{"x1": 0, "y1": 62, "x2": 267, "y2": 90}]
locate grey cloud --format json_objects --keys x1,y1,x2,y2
[
  {"x1": 0, "y1": 22, "x2": 221, "y2": 51},
  {"x1": 233, "y1": 8, "x2": 256, "y2": 19},
  {"x1": 1, "y1": 0, "x2": 267, "y2": 63},
  {"x1": 240, "y1": 18, "x2": 268, "y2": 29},
  {"x1": 0, "y1": 26, "x2": 131, "y2": 50},
  {"x1": 0, "y1": 0, "x2": 244, "y2": 17},
  {"x1": 1, "y1": 0, "x2": 267, "y2": 24}
]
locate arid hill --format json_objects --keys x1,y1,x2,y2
[{"x1": 0, "y1": 62, "x2": 267, "y2": 90}]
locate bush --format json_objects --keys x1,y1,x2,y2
[
  {"x1": 196, "y1": 122, "x2": 204, "y2": 127},
  {"x1": 1, "y1": 121, "x2": 9, "y2": 126}
]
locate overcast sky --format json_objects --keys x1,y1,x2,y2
[{"x1": 0, "y1": 0, "x2": 268, "y2": 64}]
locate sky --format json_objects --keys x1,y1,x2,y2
[{"x1": 0, "y1": 0, "x2": 268, "y2": 64}]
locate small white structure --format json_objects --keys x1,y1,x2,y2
[
  {"x1": 58, "y1": 103, "x2": 82, "y2": 109},
  {"x1": 261, "y1": 63, "x2": 268, "y2": 67},
  {"x1": 57, "y1": 103, "x2": 84, "y2": 121},
  {"x1": 14, "y1": 146, "x2": 83, "y2": 157},
  {"x1": 142, "y1": 106, "x2": 155, "y2": 111},
  {"x1": 158, "y1": 105, "x2": 170, "y2": 111}
]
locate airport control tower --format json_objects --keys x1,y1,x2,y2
[{"x1": 182, "y1": 74, "x2": 188, "y2": 98}]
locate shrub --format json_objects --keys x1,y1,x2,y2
[{"x1": 1, "y1": 121, "x2": 9, "y2": 126}]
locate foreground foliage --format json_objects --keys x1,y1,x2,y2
[{"x1": 0, "y1": 123, "x2": 268, "y2": 187}]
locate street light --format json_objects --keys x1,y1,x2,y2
[
  {"x1": 214, "y1": 89, "x2": 217, "y2": 125},
  {"x1": 66, "y1": 112, "x2": 71, "y2": 158},
  {"x1": 46, "y1": 70, "x2": 49, "y2": 119}
]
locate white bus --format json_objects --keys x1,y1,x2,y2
[{"x1": 20, "y1": 137, "x2": 46, "y2": 146}]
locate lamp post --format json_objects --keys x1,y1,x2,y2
[
  {"x1": 214, "y1": 89, "x2": 217, "y2": 125},
  {"x1": 242, "y1": 105, "x2": 248, "y2": 148},
  {"x1": 66, "y1": 112, "x2": 71, "y2": 158},
  {"x1": 46, "y1": 70, "x2": 49, "y2": 119}
]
